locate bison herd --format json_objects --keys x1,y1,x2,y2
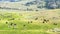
[
  {"x1": 5, "y1": 16, "x2": 58, "y2": 30},
  {"x1": 0, "y1": 13, "x2": 57, "y2": 30},
  {"x1": 5, "y1": 21, "x2": 17, "y2": 29}
]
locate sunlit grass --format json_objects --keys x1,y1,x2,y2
[{"x1": 0, "y1": 9, "x2": 60, "y2": 34}]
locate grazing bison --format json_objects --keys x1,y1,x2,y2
[
  {"x1": 23, "y1": 24, "x2": 27, "y2": 30},
  {"x1": 8, "y1": 23, "x2": 13, "y2": 28},
  {"x1": 23, "y1": 25, "x2": 26, "y2": 27},
  {"x1": 28, "y1": 21, "x2": 33, "y2": 24},
  {"x1": 43, "y1": 21, "x2": 45, "y2": 23},
  {"x1": 28, "y1": 21, "x2": 30, "y2": 24},
  {"x1": 30, "y1": 21, "x2": 32, "y2": 23},
  {"x1": 10, "y1": 23, "x2": 13, "y2": 26},
  {"x1": 42, "y1": 19, "x2": 49, "y2": 23},
  {"x1": 14, "y1": 24, "x2": 16, "y2": 26},
  {"x1": 53, "y1": 23, "x2": 57, "y2": 25},
  {"x1": 35, "y1": 17, "x2": 38, "y2": 20},
  {"x1": 6, "y1": 22, "x2": 8, "y2": 24}
]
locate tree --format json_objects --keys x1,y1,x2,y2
[
  {"x1": 46, "y1": 0, "x2": 58, "y2": 9},
  {"x1": 37, "y1": 0, "x2": 46, "y2": 9},
  {"x1": 49, "y1": 3, "x2": 58, "y2": 9},
  {"x1": 56, "y1": 0, "x2": 60, "y2": 8}
]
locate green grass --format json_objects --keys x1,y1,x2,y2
[{"x1": 0, "y1": 10, "x2": 60, "y2": 34}]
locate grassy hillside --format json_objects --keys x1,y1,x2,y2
[{"x1": 0, "y1": 9, "x2": 60, "y2": 34}]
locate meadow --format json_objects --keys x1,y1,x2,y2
[{"x1": 0, "y1": 9, "x2": 60, "y2": 34}]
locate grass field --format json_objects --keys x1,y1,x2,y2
[{"x1": 0, "y1": 9, "x2": 60, "y2": 34}]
